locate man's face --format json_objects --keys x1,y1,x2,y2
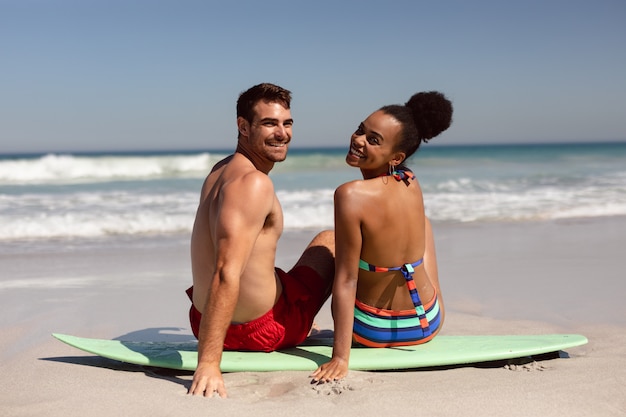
[{"x1": 242, "y1": 100, "x2": 293, "y2": 163}]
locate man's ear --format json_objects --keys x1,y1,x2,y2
[{"x1": 237, "y1": 117, "x2": 249, "y2": 136}]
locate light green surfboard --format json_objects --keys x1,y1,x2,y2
[{"x1": 53, "y1": 333, "x2": 587, "y2": 372}]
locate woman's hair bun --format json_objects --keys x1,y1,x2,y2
[{"x1": 405, "y1": 91, "x2": 453, "y2": 142}]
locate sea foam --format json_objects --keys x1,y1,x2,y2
[{"x1": 1, "y1": 144, "x2": 625, "y2": 243}]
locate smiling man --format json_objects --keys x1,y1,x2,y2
[{"x1": 187, "y1": 83, "x2": 335, "y2": 398}]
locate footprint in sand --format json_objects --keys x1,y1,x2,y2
[
  {"x1": 267, "y1": 382, "x2": 298, "y2": 398},
  {"x1": 311, "y1": 379, "x2": 355, "y2": 396},
  {"x1": 504, "y1": 358, "x2": 548, "y2": 372}
]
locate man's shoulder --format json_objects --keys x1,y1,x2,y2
[
  {"x1": 221, "y1": 159, "x2": 274, "y2": 195},
  {"x1": 235, "y1": 170, "x2": 274, "y2": 193},
  {"x1": 209, "y1": 154, "x2": 234, "y2": 174},
  {"x1": 217, "y1": 163, "x2": 276, "y2": 217}
]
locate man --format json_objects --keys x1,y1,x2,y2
[{"x1": 187, "y1": 83, "x2": 335, "y2": 398}]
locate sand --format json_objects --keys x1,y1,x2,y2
[{"x1": 1, "y1": 217, "x2": 625, "y2": 416}]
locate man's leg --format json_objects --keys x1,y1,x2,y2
[
  {"x1": 288, "y1": 230, "x2": 335, "y2": 337},
  {"x1": 292, "y1": 229, "x2": 335, "y2": 296}
]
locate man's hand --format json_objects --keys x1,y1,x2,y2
[
  {"x1": 188, "y1": 362, "x2": 227, "y2": 398},
  {"x1": 310, "y1": 357, "x2": 348, "y2": 383}
]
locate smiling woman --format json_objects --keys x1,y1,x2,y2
[{"x1": 312, "y1": 91, "x2": 453, "y2": 382}]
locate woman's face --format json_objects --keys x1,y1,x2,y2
[{"x1": 346, "y1": 110, "x2": 403, "y2": 176}]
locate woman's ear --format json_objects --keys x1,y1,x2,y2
[{"x1": 390, "y1": 151, "x2": 406, "y2": 167}]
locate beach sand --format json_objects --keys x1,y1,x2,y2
[{"x1": 1, "y1": 217, "x2": 625, "y2": 416}]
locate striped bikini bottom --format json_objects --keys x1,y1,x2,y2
[{"x1": 352, "y1": 291, "x2": 441, "y2": 348}]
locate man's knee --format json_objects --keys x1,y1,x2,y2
[
  {"x1": 312, "y1": 230, "x2": 334, "y2": 252},
  {"x1": 308, "y1": 230, "x2": 335, "y2": 267},
  {"x1": 295, "y1": 230, "x2": 335, "y2": 280}
]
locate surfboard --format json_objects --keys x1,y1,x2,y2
[{"x1": 52, "y1": 333, "x2": 587, "y2": 372}]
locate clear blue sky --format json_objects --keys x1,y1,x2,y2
[{"x1": 2, "y1": 0, "x2": 625, "y2": 153}]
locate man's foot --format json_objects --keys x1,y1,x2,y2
[{"x1": 307, "y1": 322, "x2": 321, "y2": 337}]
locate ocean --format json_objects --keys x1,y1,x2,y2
[{"x1": 1, "y1": 142, "x2": 625, "y2": 253}]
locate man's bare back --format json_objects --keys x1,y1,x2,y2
[{"x1": 190, "y1": 153, "x2": 283, "y2": 323}]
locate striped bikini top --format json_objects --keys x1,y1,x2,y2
[
  {"x1": 358, "y1": 258, "x2": 425, "y2": 313},
  {"x1": 358, "y1": 258, "x2": 424, "y2": 278}
]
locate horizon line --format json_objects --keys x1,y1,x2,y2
[{"x1": 2, "y1": 139, "x2": 626, "y2": 158}]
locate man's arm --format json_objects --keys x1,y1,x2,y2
[{"x1": 188, "y1": 171, "x2": 275, "y2": 397}]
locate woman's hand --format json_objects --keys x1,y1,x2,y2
[{"x1": 310, "y1": 357, "x2": 349, "y2": 383}]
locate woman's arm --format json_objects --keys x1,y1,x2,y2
[{"x1": 311, "y1": 183, "x2": 363, "y2": 382}]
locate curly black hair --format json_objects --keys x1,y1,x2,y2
[{"x1": 379, "y1": 91, "x2": 453, "y2": 163}]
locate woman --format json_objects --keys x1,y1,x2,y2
[{"x1": 312, "y1": 91, "x2": 453, "y2": 382}]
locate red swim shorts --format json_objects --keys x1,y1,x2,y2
[{"x1": 186, "y1": 266, "x2": 329, "y2": 352}]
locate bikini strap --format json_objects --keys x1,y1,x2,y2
[
  {"x1": 399, "y1": 261, "x2": 432, "y2": 337},
  {"x1": 377, "y1": 169, "x2": 416, "y2": 185},
  {"x1": 358, "y1": 258, "x2": 423, "y2": 273},
  {"x1": 399, "y1": 263, "x2": 421, "y2": 307},
  {"x1": 391, "y1": 169, "x2": 416, "y2": 183}
]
